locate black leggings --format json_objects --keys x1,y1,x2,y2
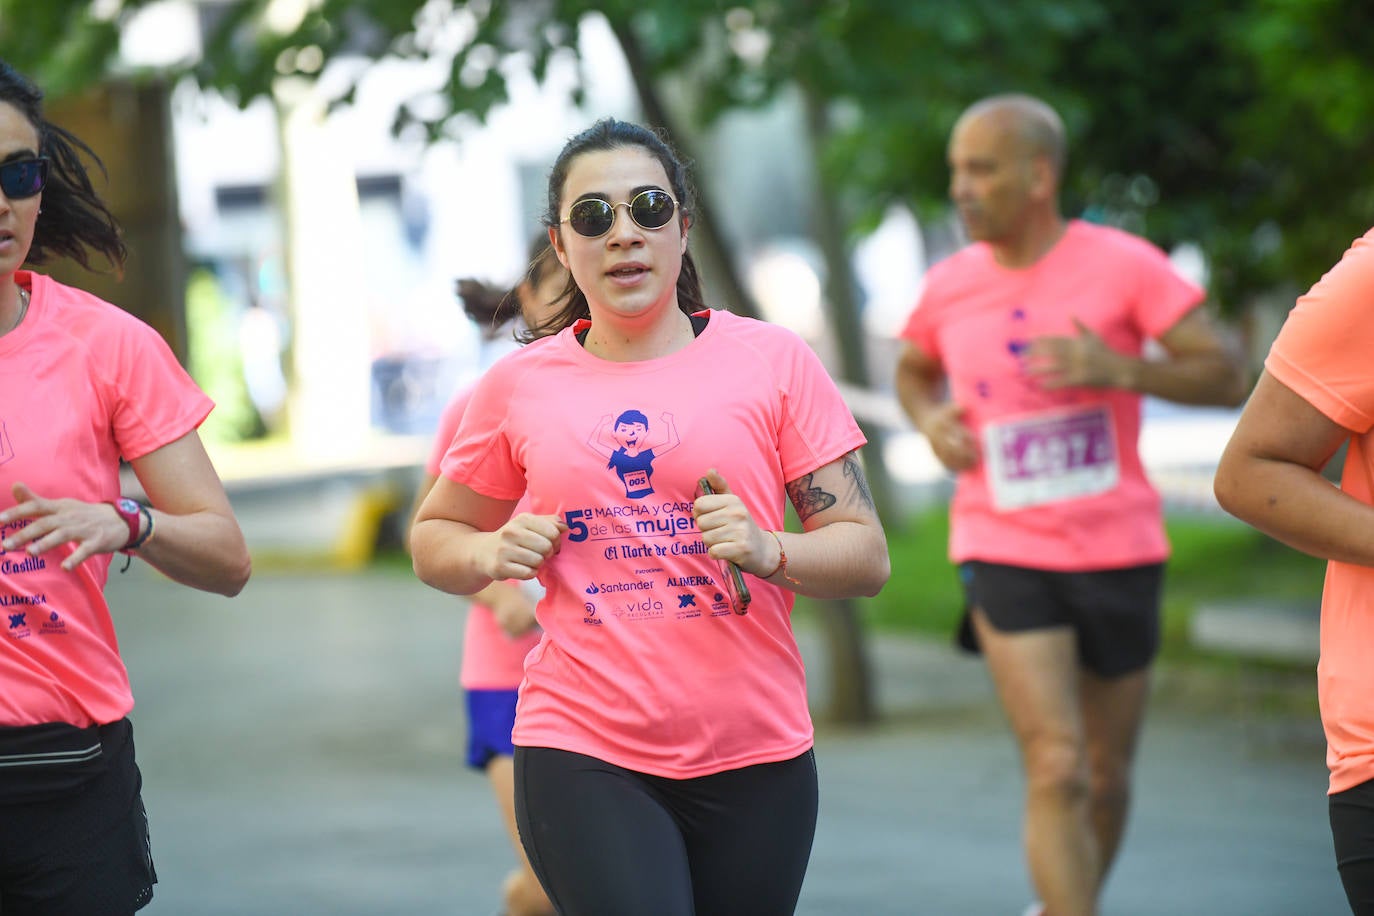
[
  {"x1": 514, "y1": 746, "x2": 818, "y2": 916},
  {"x1": 1332, "y1": 777, "x2": 1374, "y2": 914}
]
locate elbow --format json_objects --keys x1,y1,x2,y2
[
  {"x1": 1211, "y1": 463, "x2": 1244, "y2": 521},
  {"x1": 411, "y1": 552, "x2": 434, "y2": 589},
  {"x1": 411, "y1": 549, "x2": 450, "y2": 593},
  {"x1": 220, "y1": 552, "x2": 252, "y2": 597},
  {"x1": 858, "y1": 541, "x2": 892, "y2": 598},
  {"x1": 203, "y1": 555, "x2": 251, "y2": 598},
  {"x1": 862, "y1": 567, "x2": 891, "y2": 598}
]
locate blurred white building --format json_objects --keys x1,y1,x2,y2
[{"x1": 119, "y1": 3, "x2": 640, "y2": 449}]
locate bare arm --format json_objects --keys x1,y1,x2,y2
[
  {"x1": 0, "y1": 431, "x2": 251, "y2": 597},
  {"x1": 477, "y1": 580, "x2": 541, "y2": 637},
  {"x1": 411, "y1": 475, "x2": 563, "y2": 596},
  {"x1": 1027, "y1": 307, "x2": 1249, "y2": 406},
  {"x1": 408, "y1": 470, "x2": 539, "y2": 635},
  {"x1": 1214, "y1": 370, "x2": 1374, "y2": 565},
  {"x1": 406, "y1": 471, "x2": 440, "y2": 554},
  {"x1": 128, "y1": 432, "x2": 252, "y2": 595},
  {"x1": 694, "y1": 450, "x2": 890, "y2": 599},
  {"x1": 893, "y1": 341, "x2": 978, "y2": 471}
]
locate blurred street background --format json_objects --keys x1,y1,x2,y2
[
  {"x1": 3, "y1": 2, "x2": 1369, "y2": 912},
  {"x1": 113, "y1": 554, "x2": 1340, "y2": 916}
]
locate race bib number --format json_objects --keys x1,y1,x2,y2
[{"x1": 983, "y1": 406, "x2": 1118, "y2": 511}]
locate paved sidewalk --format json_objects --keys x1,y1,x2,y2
[{"x1": 109, "y1": 564, "x2": 1343, "y2": 915}]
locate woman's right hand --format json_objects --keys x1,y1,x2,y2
[
  {"x1": 483, "y1": 512, "x2": 566, "y2": 581},
  {"x1": 484, "y1": 582, "x2": 541, "y2": 638}
]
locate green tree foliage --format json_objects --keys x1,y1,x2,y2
[{"x1": 3, "y1": 0, "x2": 1370, "y2": 310}]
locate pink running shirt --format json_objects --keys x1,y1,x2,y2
[
  {"x1": 900, "y1": 220, "x2": 1204, "y2": 570},
  {"x1": 0, "y1": 271, "x2": 213, "y2": 727},
  {"x1": 1264, "y1": 227, "x2": 1374, "y2": 795},
  {"x1": 426, "y1": 388, "x2": 541, "y2": 690},
  {"x1": 441, "y1": 309, "x2": 866, "y2": 778}
]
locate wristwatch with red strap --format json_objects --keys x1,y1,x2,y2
[
  {"x1": 110, "y1": 497, "x2": 154, "y2": 554},
  {"x1": 111, "y1": 498, "x2": 142, "y2": 549}
]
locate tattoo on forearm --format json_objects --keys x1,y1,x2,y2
[
  {"x1": 842, "y1": 452, "x2": 876, "y2": 512},
  {"x1": 787, "y1": 474, "x2": 836, "y2": 522}
]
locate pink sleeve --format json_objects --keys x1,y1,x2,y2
[
  {"x1": 898, "y1": 287, "x2": 942, "y2": 359},
  {"x1": 106, "y1": 316, "x2": 213, "y2": 460},
  {"x1": 426, "y1": 388, "x2": 473, "y2": 476},
  {"x1": 1266, "y1": 229, "x2": 1374, "y2": 433},
  {"x1": 775, "y1": 334, "x2": 867, "y2": 481},
  {"x1": 439, "y1": 369, "x2": 526, "y2": 499},
  {"x1": 1129, "y1": 238, "x2": 1206, "y2": 339}
]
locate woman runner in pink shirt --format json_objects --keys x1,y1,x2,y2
[
  {"x1": 408, "y1": 239, "x2": 565, "y2": 916},
  {"x1": 0, "y1": 59, "x2": 250, "y2": 914},
  {"x1": 412, "y1": 118, "x2": 889, "y2": 915},
  {"x1": 1215, "y1": 226, "x2": 1374, "y2": 914}
]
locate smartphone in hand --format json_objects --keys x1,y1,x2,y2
[{"x1": 696, "y1": 477, "x2": 752, "y2": 615}]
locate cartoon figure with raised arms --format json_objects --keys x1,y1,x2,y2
[{"x1": 588, "y1": 410, "x2": 680, "y2": 499}]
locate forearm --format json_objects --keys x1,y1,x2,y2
[
  {"x1": 411, "y1": 518, "x2": 498, "y2": 595},
  {"x1": 895, "y1": 367, "x2": 946, "y2": 436},
  {"x1": 136, "y1": 508, "x2": 250, "y2": 597},
  {"x1": 1117, "y1": 351, "x2": 1248, "y2": 407},
  {"x1": 756, "y1": 522, "x2": 889, "y2": 600},
  {"x1": 1215, "y1": 456, "x2": 1374, "y2": 567}
]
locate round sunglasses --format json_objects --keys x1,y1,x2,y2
[
  {"x1": 560, "y1": 189, "x2": 677, "y2": 238},
  {"x1": 0, "y1": 157, "x2": 48, "y2": 200}
]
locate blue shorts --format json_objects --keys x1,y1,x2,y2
[{"x1": 465, "y1": 689, "x2": 519, "y2": 770}]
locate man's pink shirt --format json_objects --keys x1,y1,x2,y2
[
  {"x1": 899, "y1": 220, "x2": 1204, "y2": 570},
  {"x1": 440, "y1": 309, "x2": 865, "y2": 778},
  {"x1": 0, "y1": 271, "x2": 212, "y2": 727},
  {"x1": 1265, "y1": 227, "x2": 1374, "y2": 794}
]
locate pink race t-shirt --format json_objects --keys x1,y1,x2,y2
[
  {"x1": 1264, "y1": 227, "x2": 1374, "y2": 795},
  {"x1": 426, "y1": 388, "x2": 540, "y2": 690},
  {"x1": 0, "y1": 271, "x2": 213, "y2": 727},
  {"x1": 441, "y1": 309, "x2": 865, "y2": 778},
  {"x1": 899, "y1": 220, "x2": 1204, "y2": 570}
]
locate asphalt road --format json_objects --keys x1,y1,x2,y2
[{"x1": 107, "y1": 564, "x2": 1345, "y2": 915}]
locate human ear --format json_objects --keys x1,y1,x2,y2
[{"x1": 548, "y1": 225, "x2": 570, "y2": 269}]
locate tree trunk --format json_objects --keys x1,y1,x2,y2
[
  {"x1": 606, "y1": 19, "x2": 883, "y2": 726},
  {"x1": 46, "y1": 80, "x2": 187, "y2": 360},
  {"x1": 796, "y1": 85, "x2": 889, "y2": 725},
  {"x1": 606, "y1": 18, "x2": 759, "y2": 319}
]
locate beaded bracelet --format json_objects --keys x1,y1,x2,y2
[{"x1": 763, "y1": 530, "x2": 801, "y2": 586}]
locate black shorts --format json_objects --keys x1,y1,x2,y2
[
  {"x1": 0, "y1": 718, "x2": 157, "y2": 916},
  {"x1": 958, "y1": 560, "x2": 1164, "y2": 677},
  {"x1": 1331, "y1": 777, "x2": 1374, "y2": 914}
]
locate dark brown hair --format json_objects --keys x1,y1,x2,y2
[
  {"x1": 540, "y1": 118, "x2": 707, "y2": 333},
  {"x1": 455, "y1": 235, "x2": 563, "y2": 342},
  {"x1": 0, "y1": 59, "x2": 126, "y2": 272}
]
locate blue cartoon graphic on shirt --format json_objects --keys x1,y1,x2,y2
[{"x1": 587, "y1": 410, "x2": 680, "y2": 499}]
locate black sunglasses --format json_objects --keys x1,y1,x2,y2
[
  {"x1": 561, "y1": 189, "x2": 677, "y2": 238},
  {"x1": 0, "y1": 157, "x2": 48, "y2": 200}
]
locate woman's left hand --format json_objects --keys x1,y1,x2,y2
[{"x1": 692, "y1": 469, "x2": 775, "y2": 577}]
